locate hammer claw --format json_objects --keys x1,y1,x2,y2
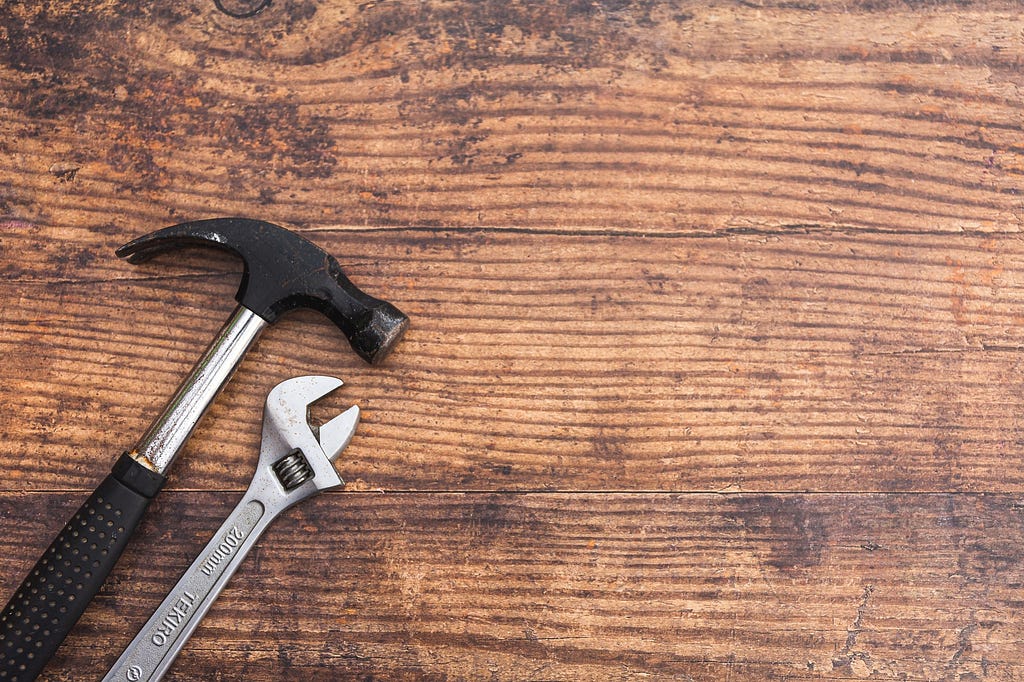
[{"x1": 115, "y1": 225, "x2": 236, "y2": 264}]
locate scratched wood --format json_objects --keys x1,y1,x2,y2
[
  {"x1": 2, "y1": 0, "x2": 1024, "y2": 680},
  {"x1": 1, "y1": 2, "x2": 1023, "y2": 236},
  {"x1": 6, "y1": 229, "x2": 1024, "y2": 494},
  {"x1": 2, "y1": 492, "x2": 1022, "y2": 681}
]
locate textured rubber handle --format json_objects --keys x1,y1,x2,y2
[{"x1": 0, "y1": 455, "x2": 165, "y2": 681}]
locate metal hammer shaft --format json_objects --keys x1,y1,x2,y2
[{"x1": 132, "y1": 306, "x2": 266, "y2": 474}]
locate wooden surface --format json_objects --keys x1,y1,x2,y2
[{"x1": 2, "y1": 1, "x2": 1024, "y2": 679}]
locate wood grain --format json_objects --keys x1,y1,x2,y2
[
  {"x1": 2, "y1": 0, "x2": 1024, "y2": 679},
  {"x1": 1, "y1": 2, "x2": 1023, "y2": 235},
  {"x1": 3, "y1": 491, "x2": 1021, "y2": 681},
  {"x1": 5, "y1": 229, "x2": 1024, "y2": 493}
]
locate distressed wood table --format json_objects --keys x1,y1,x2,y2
[{"x1": 2, "y1": 1, "x2": 1023, "y2": 680}]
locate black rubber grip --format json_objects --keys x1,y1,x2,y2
[{"x1": 0, "y1": 455, "x2": 165, "y2": 681}]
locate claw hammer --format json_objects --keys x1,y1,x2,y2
[{"x1": 0, "y1": 218, "x2": 408, "y2": 681}]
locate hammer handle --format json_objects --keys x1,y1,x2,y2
[{"x1": 0, "y1": 455, "x2": 165, "y2": 681}]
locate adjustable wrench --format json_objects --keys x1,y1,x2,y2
[{"x1": 103, "y1": 375, "x2": 359, "y2": 682}]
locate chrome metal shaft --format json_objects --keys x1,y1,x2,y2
[{"x1": 131, "y1": 306, "x2": 267, "y2": 474}]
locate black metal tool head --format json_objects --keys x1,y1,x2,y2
[{"x1": 117, "y1": 217, "x2": 409, "y2": 364}]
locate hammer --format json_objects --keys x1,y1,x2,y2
[{"x1": 0, "y1": 218, "x2": 408, "y2": 681}]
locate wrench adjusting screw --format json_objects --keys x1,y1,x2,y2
[{"x1": 272, "y1": 449, "x2": 314, "y2": 491}]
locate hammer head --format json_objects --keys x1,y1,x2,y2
[{"x1": 117, "y1": 218, "x2": 408, "y2": 364}]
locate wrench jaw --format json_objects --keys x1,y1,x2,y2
[
  {"x1": 319, "y1": 405, "x2": 361, "y2": 463},
  {"x1": 257, "y1": 375, "x2": 360, "y2": 498}
]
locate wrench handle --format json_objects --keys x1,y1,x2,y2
[
  {"x1": 0, "y1": 455, "x2": 165, "y2": 681},
  {"x1": 102, "y1": 488, "x2": 274, "y2": 682}
]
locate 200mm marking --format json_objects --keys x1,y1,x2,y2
[{"x1": 201, "y1": 525, "x2": 246, "y2": 576}]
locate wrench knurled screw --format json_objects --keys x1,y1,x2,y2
[{"x1": 273, "y1": 449, "x2": 314, "y2": 491}]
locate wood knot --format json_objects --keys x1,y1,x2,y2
[{"x1": 214, "y1": 0, "x2": 272, "y2": 19}]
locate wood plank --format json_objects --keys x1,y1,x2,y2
[
  {"x1": 0, "y1": 491, "x2": 1015, "y2": 681},
  {"x1": 5, "y1": 228, "x2": 1024, "y2": 493},
  {"x1": 2, "y1": 2, "x2": 1023, "y2": 235}
]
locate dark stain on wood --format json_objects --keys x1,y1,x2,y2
[
  {"x1": 280, "y1": 0, "x2": 663, "y2": 70},
  {"x1": 1, "y1": 3, "x2": 338, "y2": 185},
  {"x1": 730, "y1": 495, "x2": 829, "y2": 570}
]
